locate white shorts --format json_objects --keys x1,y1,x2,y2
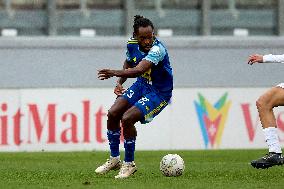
[{"x1": 276, "y1": 83, "x2": 284, "y2": 89}]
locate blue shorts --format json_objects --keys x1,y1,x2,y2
[{"x1": 122, "y1": 81, "x2": 169, "y2": 124}]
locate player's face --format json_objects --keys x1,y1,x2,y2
[{"x1": 136, "y1": 26, "x2": 154, "y2": 52}]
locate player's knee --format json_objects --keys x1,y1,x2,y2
[
  {"x1": 107, "y1": 109, "x2": 120, "y2": 120},
  {"x1": 121, "y1": 114, "x2": 133, "y2": 128},
  {"x1": 256, "y1": 96, "x2": 271, "y2": 110},
  {"x1": 256, "y1": 98, "x2": 264, "y2": 110}
]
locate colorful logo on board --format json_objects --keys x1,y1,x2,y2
[{"x1": 194, "y1": 93, "x2": 231, "y2": 148}]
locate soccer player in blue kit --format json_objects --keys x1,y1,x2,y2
[{"x1": 96, "y1": 15, "x2": 173, "y2": 179}]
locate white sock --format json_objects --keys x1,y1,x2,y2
[
  {"x1": 263, "y1": 127, "x2": 282, "y2": 154},
  {"x1": 110, "y1": 155, "x2": 120, "y2": 159}
]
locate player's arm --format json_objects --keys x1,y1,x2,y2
[
  {"x1": 114, "y1": 60, "x2": 130, "y2": 96},
  {"x1": 98, "y1": 60, "x2": 152, "y2": 80},
  {"x1": 116, "y1": 59, "x2": 130, "y2": 85},
  {"x1": 262, "y1": 54, "x2": 284, "y2": 63},
  {"x1": 248, "y1": 54, "x2": 264, "y2": 65},
  {"x1": 248, "y1": 54, "x2": 284, "y2": 65}
]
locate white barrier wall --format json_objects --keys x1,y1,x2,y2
[
  {"x1": 0, "y1": 88, "x2": 284, "y2": 152},
  {"x1": 1, "y1": 37, "x2": 284, "y2": 88}
]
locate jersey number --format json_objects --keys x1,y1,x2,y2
[
  {"x1": 127, "y1": 90, "x2": 134, "y2": 98},
  {"x1": 138, "y1": 97, "x2": 149, "y2": 106}
]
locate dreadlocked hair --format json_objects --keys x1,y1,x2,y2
[{"x1": 133, "y1": 15, "x2": 154, "y2": 34}]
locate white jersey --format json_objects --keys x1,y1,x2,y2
[
  {"x1": 263, "y1": 54, "x2": 284, "y2": 88},
  {"x1": 277, "y1": 83, "x2": 284, "y2": 89},
  {"x1": 263, "y1": 54, "x2": 284, "y2": 63}
]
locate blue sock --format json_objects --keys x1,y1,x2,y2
[
  {"x1": 124, "y1": 139, "x2": 136, "y2": 162},
  {"x1": 107, "y1": 129, "x2": 121, "y2": 157}
]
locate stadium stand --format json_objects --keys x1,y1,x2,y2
[{"x1": 0, "y1": 0, "x2": 282, "y2": 36}]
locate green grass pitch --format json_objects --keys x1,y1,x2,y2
[{"x1": 0, "y1": 149, "x2": 283, "y2": 189}]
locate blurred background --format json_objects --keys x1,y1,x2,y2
[
  {"x1": 0, "y1": 0, "x2": 284, "y2": 89},
  {"x1": 0, "y1": 0, "x2": 283, "y2": 37},
  {"x1": 0, "y1": 0, "x2": 284, "y2": 151}
]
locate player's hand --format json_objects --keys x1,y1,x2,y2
[
  {"x1": 114, "y1": 83, "x2": 125, "y2": 96},
  {"x1": 98, "y1": 69, "x2": 115, "y2": 80},
  {"x1": 248, "y1": 54, "x2": 264, "y2": 65}
]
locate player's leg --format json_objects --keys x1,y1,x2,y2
[
  {"x1": 95, "y1": 97, "x2": 131, "y2": 174},
  {"x1": 115, "y1": 91, "x2": 169, "y2": 179},
  {"x1": 251, "y1": 85, "x2": 284, "y2": 169},
  {"x1": 107, "y1": 97, "x2": 132, "y2": 157},
  {"x1": 114, "y1": 106, "x2": 141, "y2": 179},
  {"x1": 96, "y1": 81, "x2": 143, "y2": 175}
]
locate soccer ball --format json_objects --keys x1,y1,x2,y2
[{"x1": 160, "y1": 154, "x2": 185, "y2": 177}]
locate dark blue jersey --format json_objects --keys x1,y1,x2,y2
[{"x1": 126, "y1": 38, "x2": 173, "y2": 100}]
